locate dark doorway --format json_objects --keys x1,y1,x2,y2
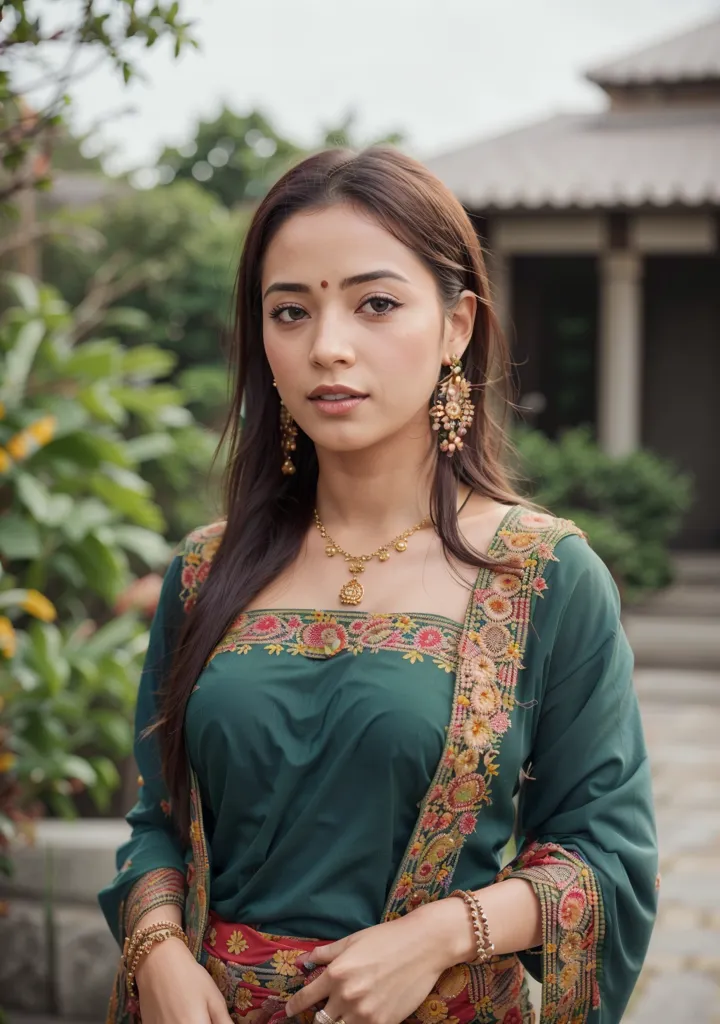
[
  {"x1": 512, "y1": 256, "x2": 598, "y2": 437},
  {"x1": 643, "y1": 256, "x2": 720, "y2": 549}
]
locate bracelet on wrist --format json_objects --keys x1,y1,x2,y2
[
  {"x1": 122, "y1": 920, "x2": 189, "y2": 999},
  {"x1": 448, "y1": 889, "x2": 495, "y2": 966}
]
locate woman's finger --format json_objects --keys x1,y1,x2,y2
[
  {"x1": 285, "y1": 969, "x2": 332, "y2": 1016},
  {"x1": 323, "y1": 995, "x2": 349, "y2": 1024},
  {"x1": 307, "y1": 937, "x2": 347, "y2": 965}
]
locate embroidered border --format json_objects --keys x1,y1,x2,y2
[
  {"x1": 186, "y1": 764, "x2": 212, "y2": 958},
  {"x1": 496, "y1": 841, "x2": 604, "y2": 1023},
  {"x1": 381, "y1": 509, "x2": 584, "y2": 918},
  {"x1": 124, "y1": 867, "x2": 186, "y2": 936},
  {"x1": 207, "y1": 610, "x2": 461, "y2": 671}
]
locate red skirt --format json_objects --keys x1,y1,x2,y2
[{"x1": 199, "y1": 911, "x2": 535, "y2": 1024}]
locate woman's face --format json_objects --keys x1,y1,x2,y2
[{"x1": 260, "y1": 202, "x2": 475, "y2": 456}]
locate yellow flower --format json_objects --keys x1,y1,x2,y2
[
  {"x1": 272, "y1": 949, "x2": 301, "y2": 976},
  {"x1": 0, "y1": 617, "x2": 17, "y2": 658},
  {"x1": 454, "y1": 749, "x2": 480, "y2": 776},
  {"x1": 21, "y1": 590, "x2": 57, "y2": 622},
  {"x1": 559, "y1": 961, "x2": 580, "y2": 990},
  {"x1": 266, "y1": 976, "x2": 288, "y2": 994},
  {"x1": 28, "y1": 415, "x2": 57, "y2": 447},
  {"x1": 226, "y1": 930, "x2": 249, "y2": 955},
  {"x1": 0, "y1": 614, "x2": 17, "y2": 655},
  {"x1": 0, "y1": 752, "x2": 17, "y2": 773},
  {"x1": 207, "y1": 956, "x2": 229, "y2": 993},
  {"x1": 416, "y1": 995, "x2": 448, "y2": 1024},
  {"x1": 234, "y1": 988, "x2": 253, "y2": 1013},
  {"x1": 6, "y1": 432, "x2": 29, "y2": 460},
  {"x1": 0, "y1": 448, "x2": 11, "y2": 474},
  {"x1": 241, "y1": 971, "x2": 259, "y2": 985}
]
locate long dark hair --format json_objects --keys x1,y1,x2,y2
[{"x1": 152, "y1": 146, "x2": 524, "y2": 843}]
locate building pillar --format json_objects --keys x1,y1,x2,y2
[{"x1": 598, "y1": 251, "x2": 643, "y2": 456}]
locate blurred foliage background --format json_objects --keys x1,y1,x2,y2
[{"x1": 0, "y1": 0, "x2": 691, "y2": 903}]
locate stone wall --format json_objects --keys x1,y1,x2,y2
[{"x1": 0, "y1": 820, "x2": 130, "y2": 1022}]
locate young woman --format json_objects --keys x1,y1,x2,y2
[{"x1": 99, "y1": 147, "x2": 658, "y2": 1024}]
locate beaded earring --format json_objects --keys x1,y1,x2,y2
[
  {"x1": 429, "y1": 356, "x2": 475, "y2": 456},
  {"x1": 273, "y1": 378, "x2": 297, "y2": 475}
]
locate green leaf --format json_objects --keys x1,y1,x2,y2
[
  {"x1": 59, "y1": 754, "x2": 97, "y2": 787},
  {"x1": 16, "y1": 474, "x2": 73, "y2": 526},
  {"x1": 75, "y1": 612, "x2": 139, "y2": 660},
  {"x1": 121, "y1": 344, "x2": 176, "y2": 380},
  {"x1": 0, "y1": 515, "x2": 42, "y2": 559},
  {"x1": 69, "y1": 534, "x2": 128, "y2": 603},
  {"x1": 102, "y1": 308, "x2": 152, "y2": 334},
  {"x1": 78, "y1": 383, "x2": 127, "y2": 426},
  {"x1": 91, "y1": 717, "x2": 132, "y2": 758},
  {"x1": 111, "y1": 525, "x2": 171, "y2": 566},
  {"x1": 91, "y1": 474, "x2": 164, "y2": 530},
  {"x1": 64, "y1": 340, "x2": 123, "y2": 381},
  {"x1": 4, "y1": 273, "x2": 40, "y2": 311},
  {"x1": 60, "y1": 498, "x2": 114, "y2": 543},
  {"x1": 0, "y1": 318, "x2": 45, "y2": 404},
  {"x1": 123, "y1": 433, "x2": 176, "y2": 462},
  {"x1": 26, "y1": 622, "x2": 69, "y2": 696}
]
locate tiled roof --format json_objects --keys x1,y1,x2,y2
[
  {"x1": 424, "y1": 105, "x2": 720, "y2": 210},
  {"x1": 587, "y1": 16, "x2": 720, "y2": 86}
]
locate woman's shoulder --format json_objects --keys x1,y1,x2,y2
[{"x1": 176, "y1": 518, "x2": 227, "y2": 562}]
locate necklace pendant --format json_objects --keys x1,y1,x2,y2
[
  {"x1": 339, "y1": 578, "x2": 364, "y2": 605},
  {"x1": 347, "y1": 560, "x2": 365, "y2": 574}
]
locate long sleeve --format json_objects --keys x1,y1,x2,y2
[
  {"x1": 98, "y1": 553, "x2": 188, "y2": 949},
  {"x1": 497, "y1": 537, "x2": 658, "y2": 1023}
]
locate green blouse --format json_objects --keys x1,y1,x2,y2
[{"x1": 98, "y1": 507, "x2": 658, "y2": 1023}]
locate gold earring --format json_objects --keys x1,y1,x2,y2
[
  {"x1": 430, "y1": 356, "x2": 474, "y2": 456},
  {"x1": 273, "y1": 379, "x2": 297, "y2": 475}
]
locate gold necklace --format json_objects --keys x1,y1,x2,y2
[{"x1": 313, "y1": 508, "x2": 431, "y2": 606}]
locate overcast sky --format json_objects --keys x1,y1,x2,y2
[{"x1": 65, "y1": 0, "x2": 720, "y2": 174}]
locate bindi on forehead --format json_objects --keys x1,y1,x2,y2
[{"x1": 320, "y1": 280, "x2": 328, "y2": 288}]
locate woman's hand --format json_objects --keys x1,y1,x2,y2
[
  {"x1": 134, "y1": 937, "x2": 233, "y2": 1024},
  {"x1": 284, "y1": 899, "x2": 473, "y2": 1024}
]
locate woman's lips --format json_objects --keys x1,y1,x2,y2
[{"x1": 308, "y1": 395, "x2": 367, "y2": 415}]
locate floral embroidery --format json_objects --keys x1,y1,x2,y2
[
  {"x1": 102, "y1": 507, "x2": 595, "y2": 1024},
  {"x1": 496, "y1": 841, "x2": 604, "y2": 1024},
  {"x1": 178, "y1": 523, "x2": 463, "y2": 671},
  {"x1": 383, "y1": 507, "x2": 586, "y2": 925},
  {"x1": 207, "y1": 609, "x2": 462, "y2": 671},
  {"x1": 179, "y1": 520, "x2": 226, "y2": 612},
  {"x1": 227, "y1": 930, "x2": 249, "y2": 955}
]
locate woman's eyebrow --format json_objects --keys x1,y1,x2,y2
[{"x1": 262, "y1": 269, "x2": 409, "y2": 301}]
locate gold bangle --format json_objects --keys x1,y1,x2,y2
[
  {"x1": 448, "y1": 889, "x2": 495, "y2": 965},
  {"x1": 123, "y1": 920, "x2": 188, "y2": 999}
]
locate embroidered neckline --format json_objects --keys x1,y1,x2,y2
[
  {"x1": 180, "y1": 505, "x2": 527, "y2": 670},
  {"x1": 206, "y1": 608, "x2": 464, "y2": 670}
]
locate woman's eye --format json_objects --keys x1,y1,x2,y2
[
  {"x1": 269, "y1": 304, "x2": 308, "y2": 323},
  {"x1": 361, "y1": 295, "x2": 401, "y2": 316}
]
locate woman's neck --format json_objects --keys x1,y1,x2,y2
[{"x1": 314, "y1": 434, "x2": 436, "y2": 544}]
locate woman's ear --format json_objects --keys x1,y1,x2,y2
[{"x1": 442, "y1": 290, "x2": 476, "y2": 362}]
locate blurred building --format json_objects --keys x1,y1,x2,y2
[{"x1": 427, "y1": 16, "x2": 720, "y2": 549}]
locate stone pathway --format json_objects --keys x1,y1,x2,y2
[{"x1": 623, "y1": 669, "x2": 720, "y2": 1024}]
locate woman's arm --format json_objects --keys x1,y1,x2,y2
[{"x1": 98, "y1": 553, "x2": 189, "y2": 949}]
